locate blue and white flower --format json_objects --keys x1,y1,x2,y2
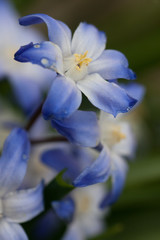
[
  {"x1": 0, "y1": 128, "x2": 44, "y2": 239},
  {"x1": 99, "y1": 111, "x2": 136, "y2": 207},
  {"x1": 53, "y1": 185, "x2": 107, "y2": 240},
  {"x1": 14, "y1": 13, "x2": 137, "y2": 120},
  {"x1": 0, "y1": 1, "x2": 54, "y2": 113}
]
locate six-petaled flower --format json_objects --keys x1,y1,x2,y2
[{"x1": 14, "y1": 14, "x2": 137, "y2": 120}]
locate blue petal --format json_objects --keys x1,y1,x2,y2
[
  {"x1": 3, "y1": 182, "x2": 44, "y2": 223},
  {"x1": 10, "y1": 76, "x2": 42, "y2": 115},
  {"x1": 19, "y1": 14, "x2": 71, "y2": 56},
  {"x1": 73, "y1": 148, "x2": 111, "y2": 187},
  {"x1": 0, "y1": 220, "x2": 28, "y2": 240},
  {"x1": 52, "y1": 197, "x2": 75, "y2": 222},
  {"x1": 88, "y1": 50, "x2": 136, "y2": 80},
  {"x1": 0, "y1": 128, "x2": 30, "y2": 197},
  {"x1": 72, "y1": 22, "x2": 106, "y2": 60},
  {"x1": 77, "y1": 73, "x2": 137, "y2": 117},
  {"x1": 120, "y1": 83, "x2": 145, "y2": 103},
  {"x1": 41, "y1": 144, "x2": 93, "y2": 181},
  {"x1": 100, "y1": 155, "x2": 128, "y2": 207},
  {"x1": 0, "y1": 0, "x2": 19, "y2": 32},
  {"x1": 14, "y1": 41, "x2": 63, "y2": 74},
  {"x1": 51, "y1": 110, "x2": 100, "y2": 147},
  {"x1": 31, "y1": 210, "x2": 60, "y2": 240},
  {"x1": 42, "y1": 75, "x2": 82, "y2": 120}
]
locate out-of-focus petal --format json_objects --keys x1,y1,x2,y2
[
  {"x1": 120, "y1": 83, "x2": 145, "y2": 103},
  {"x1": 77, "y1": 73, "x2": 137, "y2": 117},
  {"x1": 73, "y1": 148, "x2": 111, "y2": 187},
  {"x1": 72, "y1": 22, "x2": 106, "y2": 60},
  {"x1": 0, "y1": 220, "x2": 28, "y2": 240},
  {"x1": 62, "y1": 222, "x2": 84, "y2": 240},
  {"x1": 0, "y1": 128, "x2": 30, "y2": 197},
  {"x1": 52, "y1": 110, "x2": 100, "y2": 147},
  {"x1": 100, "y1": 154, "x2": 128, "y2": 207},
  {"x1": 42, "y1": 75, "x2": 82, "y2": 120},
  {"x1": 88, "y1": 50, "x2": 136, "y2": 80},
  {"x1": 19, "y1": 14, "x2": 71, "y2": 56},
  {"x1": 52, "y1": 197, "x2": 75, "y2": 222},
  {"x1": 3, "y1": 182, "x2": 44, "y2": 223},
  {"x1": 41, "y1": 144, "x2": 93, "y2": 181},
  {"x1": 14, "y1": 41, "x2": 63, "y2": 74},
  {"x1": 113, "y1": 122, "x2": 136, "y2": 159},
  {"x1": 10, "y1": 76, "x2": 42, "y2": 114}
]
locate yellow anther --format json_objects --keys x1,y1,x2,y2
[
  {"x1": 111, "y1": 126, "x2": 126, "y2": 143},
  {"x1": 74, "y1": 51, "x2": 92, "y2": 70}
]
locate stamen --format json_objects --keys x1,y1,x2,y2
[
  {"x1": 111, "y1": 126, "x2": 126, "y2": 143},
  {"x1": 74, "y1": 51, "x2": 92, "y2": 70}
]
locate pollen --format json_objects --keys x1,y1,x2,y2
[
  {"x1": 111, "y1": 126, "x2": 126, "y2": 143},
  {"x1": 74, "y1": 51, "x2": 92, "y2": 70}
]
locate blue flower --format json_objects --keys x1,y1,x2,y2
[
  {"x1": 0, "y1": 1, "x2": 54, "y2": 114},
  {"x1": 53, "y1": 185, "x2": 107, "y2": 240},
  {"x1": 99, "y1": 111, "x2": 136, "y2": 207},
  {"x1": 41, "y1": 143, "x2": 110, "y2": 187},
  {"x1": 14, "y1": 14, "x2": 137, "y2": 119},
  {"x1": 0, "y1": 128, "x2": 44, "y2": 239}
]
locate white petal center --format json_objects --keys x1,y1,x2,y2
[{"x1": 63, "y1": 51, "x2": 92, "y2": 82}]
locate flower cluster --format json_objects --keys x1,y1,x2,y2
[{"x1": 0, "y1": 1, "x2": 145, "y2": 239}]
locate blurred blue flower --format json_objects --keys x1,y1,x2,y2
[
  {"x1": 41, "y1": 143, "x2": 110, "y2": 187},
  {"x1": 99, "y1": 111, "x2": 136, "y2": 207},
  {"x1": 53, "y1": 185, "x2": 107, "y2": 240},
  {"x1": 15, "y1": 13, "x2": 137, "y2": 119},
  {"x1": 0, "y1": 1, "x2": 54, "y2": 114},
  {"x1": 0, "y1": 128, "x2": 44, "y2": 239}
]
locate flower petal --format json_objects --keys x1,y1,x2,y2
[
  {"x1": 73, "y1": 148, "x2": 111, "y2": 187},
  {"x1": 72, "y1": 22, "x2": 106, "y2": 60},
  {"x1": 62, "y1": 222, "x2": 83, "y2": 240},
  {"x1": 77, "y1": 73, "x2": 137, "y2": 117},
  {"x1": 19, "y1": 14, "x2": 71, "y2": 56},
  {"x1": 51, "y1": 110, "x2": 100, "y2": 147},
  {"x1": 42, "y1": 75, "x2": 82, "y2": 120},
  {"x1": 88, "y1": 50, "x2": 136, "y2": 80},
  {"x1": 120, "y1": 83, "x2": 145, "y2": 103},
  {"x1": 41, "y1": 144, "x2": 93, "y2": 181},
  {"x1": 3, "y1": 182, "x2": 44, "y2": 223},
  {"x1": 14, "y1": 41, "x2": 63, "y2": 74},
  {"x1": 0, "y1": 220, "x2": 28, "y2": 240},
  {"x1": 0, "y1": 128, "x2": 30, "y2": 197},
  {"x1": 100, "y1": 155, "x2": 128, "y2": 207},
  {"x1": 52, "y1": 197, "x2": 75, "y2": 222},
  {"x1": 10, "y1": 76, "x2": 42, "y2": 115}
]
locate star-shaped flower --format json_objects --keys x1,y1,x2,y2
[{"x1": 15, "y1": 14, "x2": 137, "y2": 120}]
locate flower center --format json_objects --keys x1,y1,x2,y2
[
  {"x1": 111, "y1": 126, "x2": 126, "y2": 144},
  {"x1": 74, "y1": 51, "x2": 92, "y2": 70},
  {"x1": 76, "y1": 194, "x2": 91, "y2": 214},
  {"x1": 102, "y1": 125, "x2": 126, "y2": 148},
  {"x1": 63, "y1": 51, "x2": 92, "y2": 82}
]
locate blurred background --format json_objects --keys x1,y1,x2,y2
[{"x1": 2, "y1": 0, "x2": 160, "y2": 239}]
